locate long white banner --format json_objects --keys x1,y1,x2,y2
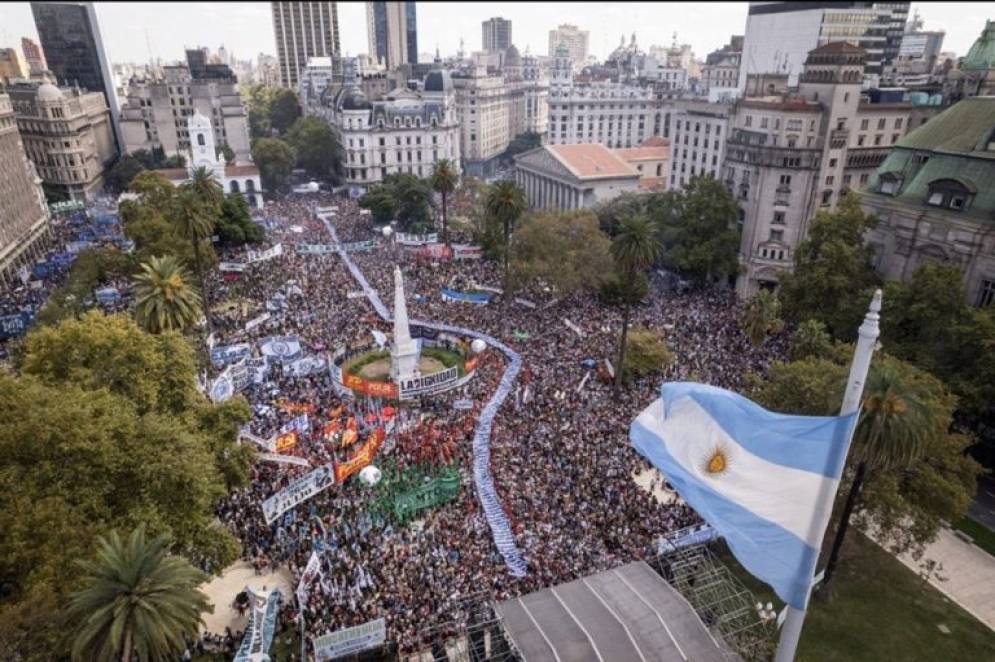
[
  {"x1": 257, "y1": 452, "x2": 311, "y2": 467},
  {"x1": 296, "y1": 550, "x2": 323, "y2": 606},
  {"x1": 261, "y1": 465, "x2": 334, "y2": 524},
  {"x1": 233, "y1": 586, "x2": 282, "y2": 662},
  {"x1": 246, "y1": 243, "x2": 284, "y2": 264},
  {"x1": 397, "y1": 365, "x2": 459, "y2": 400},
  {"x1": 395, "y1": 232, "x2": 438, "y2": 246},
  {"x1": 312, "y1": 619, "x2": 386, "y2": 662}
]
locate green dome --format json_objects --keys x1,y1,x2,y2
[{"x1": 963, "y1": 20, "x2": 995, "y2": 71}]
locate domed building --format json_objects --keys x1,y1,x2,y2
[
  {"x1": 947, "y1": 20, "x2": 995, "y2": 100},
  {"x1": 325, "y1": 69, "x2": 460, "y2": 192}
]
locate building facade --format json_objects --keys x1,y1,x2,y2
[
  {"x1": 0, "y1": 49, "x2": 29, "y2": 86},
  {"x1": 729, "y1": 43, "x2": 939, "y2": 297},
  {"x1": 366, "y1": 1, "x2": 417, "y2": 70},
  {"x1": 514, "y1": 142, "x2": 670, "y2": 211},
  {"x1": 947, "y1": 20, "x2": 995, "y2": 101},
  {"x1": 326, "y1": 70, "x2": 460, "y2": 190},
  {"x1": 548, "y1": 24, "x2": 589, "y2": 65},
  {"x1": 667, "y1": 100, "x2": 731, "y2": 190},
  {"x1": 30, "y1": 1, "x2": 121, "y2": 149},
  {"x1": 270, "y1": 1, "x2": 341, "y2": 89},
  {"x1": 861, "y1": 97, "x2": 995, "y2": 307},
  {"x1": 8, "y1": 79, "x2": 116, "y2": 202},
  {"x1": 0, "y1": 93, "x2": 50, "y2": 285},
  {"x1": 118, "y1": 52, "x2": 251, "y2": 163},
  {"x1": 482, "y1": 17, "x2": 512, "y2": 54},
  {"x1": 701, "y1": 36, "x2": 743, "y2": 102},
  {"x1": 21, "y1": 37, "x2": 46, "y2": 75}
]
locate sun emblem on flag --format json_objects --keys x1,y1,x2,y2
[{"x1": 701, "y1": 443, "x2": 731, "y2": 476}]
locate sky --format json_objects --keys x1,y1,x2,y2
[{"x1": 0, "y1": 2, "x2": 989, "y2": 66}]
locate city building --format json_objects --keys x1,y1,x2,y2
[
  {"x1": 882, "y1": 11, "x2": 944, "y2": 88},
  {"x1": 452, "y1": 47, "x2": 549, "y2": 177},
  {"x1": 546, "y1": 45, "x2": 666, "y2": 150},
  {"x1": 701, "y1": 36, "x2": 743, "y2": 102},
  {"x1": 947, "y1": 20, "x2": 995, "y2": 101},
  {"x1": 861, "y1": 97, "x2": 995, "y2": 307},
  {"x1": 30, "y1": 1, "x2": 122, "y2": 149},
  {"x1": 0, "y1": 93, "x2": 50, "y2": 285},
  {"x1": 366, "y1": 1, "x2": 418, "y2": 70},
  {"x1": 118, "y1": 50, "x2": 251, "y2": 164},
  {"x1": 548, "y1": 24, "x2": 589, "y2": 65},
  {"x1": 482, "y1": 17, "x2": 512, "y2": 55},
  {"x1": 323, "y1": 68, "x2": 460, "y2": 191},
  {"x1": 514, "y1": 141, "x2": 669, "y2": 211},
  {"x1": 0, "y1": 49, "x2": 29, "y2": 86},
  {"x1": 667, "y1": 100, "x2": 732, "y2": 190},
  {"x1": 739, "y1": 2, "x2": 910, "y2": 89},
  {"x1": 270, "y1": 1, "x2": 341, "y2": 88},
  {"x1": 728, "y1": 42, "x2": 940, "y2": 297},
  {"x1": 155, "y1": 110, "x2": 263, "y2": 207},
  {"x1": 21, "y1": 37, "x2": 46, "y2": 75},
  {"x1": 257, "y1": 53, "x2": 281, "y2": 87},
  {"x1": 7, "y1": 78, "x2": 116, "y2": 202}
]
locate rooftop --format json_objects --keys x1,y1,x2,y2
[
  {"x1": 615, "y1": 142, "x2": 670, "y2": 162},
  {"x1": 546, "y1": 143, "x2": 639, "y2": 179},
  {"x1": 894, "y1": 96, "x2": 995, "y2": 158}
]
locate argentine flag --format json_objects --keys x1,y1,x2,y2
[{"x1": 630, "y1": 382, "x2": 857, "y2": 610}]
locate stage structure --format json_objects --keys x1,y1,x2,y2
[
  {"x1": 647, "y1": 532, "x2": 775, "y2": 661},
  {"x1": 407, "y1": 592, "x2": 521, "y2": 662}
]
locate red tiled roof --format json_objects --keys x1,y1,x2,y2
[
  {"x1": 615, "y1": 144, "x2": 670, "y2": 162},
  {"x1": 546, "y1": 144, "x2": 638, "y2": 180},
  {"x1": 157, "y1": 168, "x2": 190, "y2": 181},
  {"x1": 640, "y1": 137, "x2": 670, "y2": 147},
  {"x1": 226, "y1": 164, "x2": 260, "y2": 177}
]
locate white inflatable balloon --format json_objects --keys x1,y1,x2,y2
[
  {"x1": 358, "y1": 465, "x2": 382, "y2": 486},
  {"x1": 381, "y1": 225, "x2": 394, "y2": 237},
  {"x1": 470, "y1": 338, "x2": 487, "y2": 354}
]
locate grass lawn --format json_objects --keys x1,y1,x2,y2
[
  {"x1": 953, "y1": 516, "x2": 995, "y2": 558},
  {"x1": 719, "y1": 532, "x2": 995, "y2": 662}
]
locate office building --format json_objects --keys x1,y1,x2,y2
[
  {"x1": 701, "y1": 36, "x2": 743, "y2": 102},
  {"x1": 21, "y1": 37, "x2": 46, "y2": 75},
  {"x1": 0, "y1": 93, "x2": 50, "y2": 285},
  {"x1": 739, "y1": 2, "x2": 910, "y2": 88},
  {"x1": 860, "y1": 97, "x2": 995, "y2": 307},
  {"x1": 30, "y1": 2, "x2": 121, "y2": 149},
  {"x1": 482, "y1": 17, "x2": 512, "y2": 54},
  {"x1": 667, "y1": 100, "x2": 732, "y2": 190},
  {"x1": 270, "y1": 2, "x2": 341, "y2": 88},
  {"x1": 548, "y1": 24, "x2": 589, "y2": 64},
  {"x1": 118, "y1": 50, "x2": 251, "y2": 164},
  {"x1": 7, "y1": 78, "x2": 116, "y2": 202},
  {"x1": 367, "y1": 2, "x2": 418, "y2": 70},
  {"x1": 0, "y1": 49, "x2": 29, "y2": 86}
]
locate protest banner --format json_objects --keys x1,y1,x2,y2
[
  {"x1": 246, "y1": 243, "x2": 284, "y2": 264},
  {"x1": 279, "y1": 414, "x2": 310, "y2": 436},
  {"x1": 275, "y1": 431, "x2": 298, "y2": 453},
  {"x1": 244, "y1": 312, "x2": 272, "y2": 333},
  {"x1": 440, "y1": 288, "x2": 491, "y2": 305},
  {"x1": 342, "y1": 374, "x2": 399, "y2": 399},
  {"x1": 312, "y1": 619, "x2": 386, "y2": 662},
  {"x1": 260, "y1": 336, "x2": 303, "y2": 363},
  {"x1": 296, "y1": 550, "x2": 323, "y2": 606},
  {"x1": 233, "y1": 587, "x2": 282, "y2": 662},
  {"x1": 452, "y1": 245, "x2": 483, "y2": 260},
  {"x1": 261, "y1": 465, "x2": 335, "y2": 524},
  {"x1": 394, "y1": 232, "x2": 438, "y2": 246},
  {"x1": 333, "y1": 428, "x2": 385, "y2": 483},
  {"x1": 219, "y1": 261, "x2": 247, "y2": 272},
  {"x1": 286, "y1": 356, "x2": 326, "y2": 377},
  {"x1": 0, "y1": 312, "x2": 33, "y2": 340},
  {"x1": 257, "y1": 452, "x2": 310, "y2": 467},
  {"x1": 397, "y1": 366, "x2": 459, "y2": 400},
  {"x1": 210, "y1": 343, "x2": 252, "y2": 368}
]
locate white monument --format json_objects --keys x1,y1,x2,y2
[{"x1": 390, "y1": 266, "x2": 421, "y2": 380}]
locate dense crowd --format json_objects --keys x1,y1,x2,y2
[{"x1": 198, "y1": 192, "x2": 787, "y2": 657}]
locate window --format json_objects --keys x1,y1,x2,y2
[
  {"x1": 821, "y1": 190, "x2": 833, "y2": 205},
  {"x1": 894, "y1": 117, "x2": 903, "y2": 129},
  {"x1": 770, "y1": 229, "x2": 784, "y2": 242},
  {"x1": 977, "y1": 279, "x2": 995, "y2": 307},
  {"x1": 926, "y1": 179, "x2": 974, "y2": 211},
  {"x1": 826, "y1": 175, "x2": 834, "y2": 185},
  {"x1": 744, "y1": 115, "x2": 753, "y2": 127},
  {"x1": 857, "y1": 135, "x2": 865, "y2": 146},
  {"x1": 779, "y1": 174, "x2": 792, "y2": 186},
  {"x1": 877, "y1": 118, "x2": 886, "y2": 130},
  {"x1": 874, "y1": 135, "x2": 882, "y2": 146},
  {"x1": 197, "y1": 134, "x2": 205, "y2": 146},
  {"x1": 860, "y1": 118, "x2": 869, "y2": 130},
  {"x1": 892, "y1": 133, "x2": 900, "y2": 144},
  {"x1": 773, "y1": 211, "x2": 786, "y2": 225}
]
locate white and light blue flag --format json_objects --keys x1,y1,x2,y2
[{"x1": 630, "y1": 382, "x2": 857, "y2": 609}]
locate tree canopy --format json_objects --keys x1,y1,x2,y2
[
  {"x1": 251, "y1": 138, "x2": 296, "y2": 195},
  {"x1": 359, "y1": 173, "x2": 434, "y2": 233},
  {"x1": 286, "y1": 117, "x2": 340, "y2": 184},
  {"x1": 216, "y1": 193, "x2": 264, "y2": 247},
  {"x1": 269, "y1": 88, "x2": 302, "y2": 135},
  {"x1": 510, "y1": 210, "x2": 612, "y2": 295}
]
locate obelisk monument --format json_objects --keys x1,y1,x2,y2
[{"x1": 390, "y1": 266, "x2": 420, "y2": 380}]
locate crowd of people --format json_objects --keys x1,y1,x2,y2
[{"x1": 197, "y1": 191, "x2": 787, "y2": 657}]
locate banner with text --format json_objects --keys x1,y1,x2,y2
[
  {"x1": 261, "y1": 465, "x2": 335, "y2": 525},
  {"x1": 395, "y1": 232, "x2": 438, "y2": 246},
  {"x1": 312, "y1": 618, "x2": 386, "y2": 661},
  {"x1": 233, "y1": 586, "x2": 282, "y2": 662}
]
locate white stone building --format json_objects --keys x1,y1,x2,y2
[{"x1": 667, "y1": 100, "x2": 732, "y2": 190}]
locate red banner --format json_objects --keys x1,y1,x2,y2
[
  {"x1": 334, "y1": 428, "x2": 386, "y2": 483},
  {"x1": 343, "y1": 374, "x2": 399, "y2": 398},
  {"x1": 464, "y1": 356, "x2": 478, "y2": 373},
  {"x1": 275, "y1": 431, "x2": 298, "y2": 453},
  {"x1": 278, "y1": 400, "x2": 317, "y2": 415}
]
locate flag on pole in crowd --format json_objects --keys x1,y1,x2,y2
[{"x1": 629, "y1": 381, "x2": 858, "y2": 610}]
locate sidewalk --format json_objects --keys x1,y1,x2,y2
[{"x1": 868, "y1": 525, "x2": 995, "y2": 632}]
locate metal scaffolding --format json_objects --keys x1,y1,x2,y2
[
  {"x1": 404, "y1": 592, "x2": 522, "y2": 662},
  {"x1": 647, "y1": 533, "x2": 776, "y2": 662}
]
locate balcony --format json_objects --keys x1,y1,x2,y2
[{"x1": 830, "y1": 129, "x2": 849, "y2": 149}]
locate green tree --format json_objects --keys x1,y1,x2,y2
[
  {"x1": 68, "y1": 526, "x2": 212, "y2": 662},
  {"x1": 251, "y1": 138, "x2": 295, "y2": 194},
  {"x1": 269, "y1": 87, "x2": 301, "y2": 134},
  {"x1": 779, "y1": 194, "x2": 880, "y2": 338},
  {"x1": 390, "y1": 173, "x2": 434, "y2": 233},
  {"x1": 104, "y1": 156, "x2": 145, "y2": 195},
  {"x1": 610, "y1": 214, "x2": 661, "y2": 392},
  {"x1": 790, "y1": 318, "x2": 835, "y2": 361},
  {"x1": 286, "y1": 117, "x2": 340, "y2": 183},
  {"x1": 594, "y1": 191, "x2": 649, "y2": 237},
  {"x1": 652, "y1": 176, "x2": 740, "y2": 285},
  {"x1": 501, "y1": 131, "x2": 542, "y2": 161},
  {"x1": 185, "y1": 166, "x2": 224, "y2": 215},
  {"x1": 215, "y1": 193, "x2": 264, "y2": 246},
  {"x1": 216, "y1": 142, "x2": 236, "y2": 164},
  {"x1": 484, "y1": 180, "x2": 528, "y2": 292},
  {"x1": 171, "y1": 190, "x2": 214, "y2": 331},
  {"x1": 430, "y1": 158, "x2": 459, "y2": 245},
  {"x1": 740, "y1": 289, "x2": 785, "y2": 347},
  {"x1": 510, "y1": 210, "x2": 612, "y2": 295},
  {"x1": 241, "y1": 83, "x2": 272, "y2": 138},
  {"x1": 35, "y1": 248, "x2": 137, "y2": 326},
  {"x1": 359, "y1": 185, "x2": 397, "y2": 226},
  {"x1": 623, "y1": 327, "x2": 674, "y2": 383},
  {"x1": 133, "y1": 256, "x2": 203, "y2": 334},
  {"x1": 120, "y1": 199, "x2": 198, "y2": 269}
]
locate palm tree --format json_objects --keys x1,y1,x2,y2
[
  {"x1": 610, "y1": 214, "x2": 661, "y2": 393},
  {"x1": 740, "y1": 289, "x2": 785, "y2": 347},
  {"x1": 133, "y1": 256, "x2": 203, "y2": 334},
  {"x1": 68, "y1": 526, "x2": 212, "y2": 662},
  {"x1": 820, "y1": 363, "x2": 933, "y2": 589},
  {"x1": 484, "y1": 180, "x2": 527, "y2": 293},
  {"x1": 430, "y1": 159, "x2": 458, "y2": 246},
  {"x1": 184, "y1": 166, "x2": 223, "y2": 214},
  {"x1": 172, "y1": 189, "x2": 214, "y2": 332}
]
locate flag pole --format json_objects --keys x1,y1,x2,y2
[{"x1": 774, "y1": 288, "x2": 882, "y2": 662}]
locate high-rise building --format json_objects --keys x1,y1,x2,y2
[
  {"x1": 270, "y1": 2, "x2": 341, "y2": 88},
  {"x1": 739, "y1": 2, "x2": 910, "y2": 88},
  {"x1": 0, "y1": 93, "x2": 49, "y2": 285},
  {"x1": 30, "y1": 2, "x2": 121, "y2": 149},
  {"x1": 366, "y1": 2, "x2": 417, "y2": 70},
  {"x1": 482, "y1": 17, "x2": 512, "y2": 54},
  {"x1": 548, "y1": 24, "x2": 589, "y2": 64},
  {"x1": 20, "y1": 37, "x2": 46, "y2": 74},
  {"x1": 0, "y1": 49, "x2": 29, "y2": 85}
]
